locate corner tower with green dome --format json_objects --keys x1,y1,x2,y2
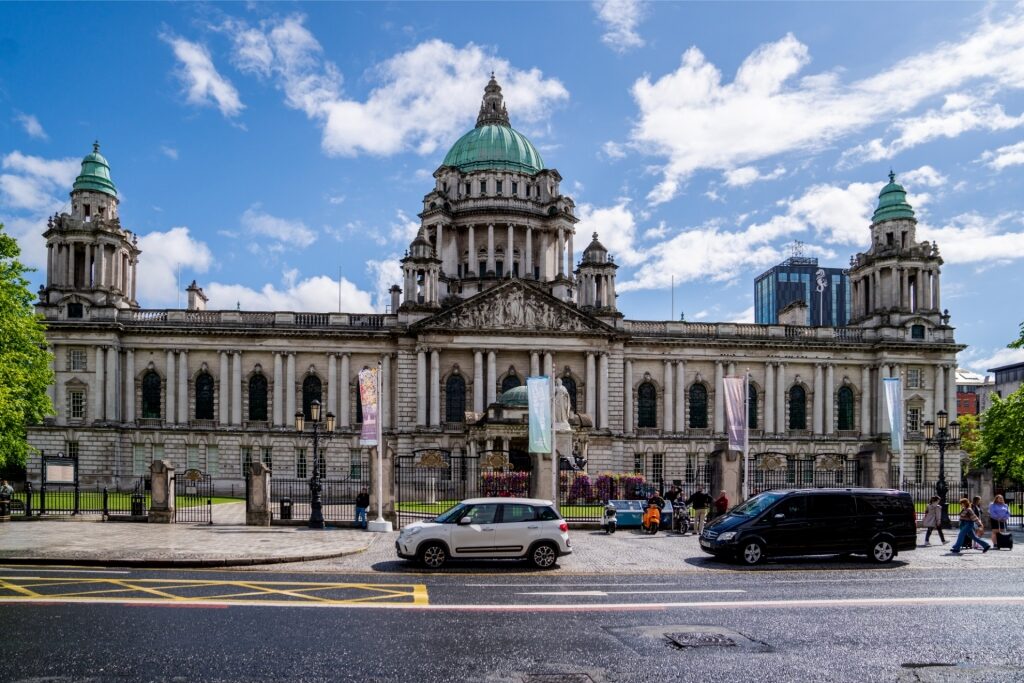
[
  {"x1": 397, "y1": 75, "x2": 619, "y2": 320},
  {"x1": 847, "y1": 172, "x2": 947, "y2": 334},
  {"x1": 39, "y1": 142, "x2": 141, "y2": 312}
]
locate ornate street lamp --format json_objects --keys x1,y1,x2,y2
[
  {"x1": 295, "y1": 399, "x2": 335, "y2": 529},
  {"x1": 923, "y1": 409, "x2": 960, "y2": 529}
]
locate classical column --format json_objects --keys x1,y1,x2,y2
[
  {"x1": 124, "y1": 348, "x2": 135, "y2": 423},
  {"x1": 286, "y1": 353, "x2": 296, "y2": 422},
  {"x1": 585, "y1": 352, "x2": 596, "y2": 417},
  {"x1": 231, "y1": 351, "x2": 242, "y2": 426},
  {"x1": 416, "y1": 348, "x2": 427, "y2": 425},
  {"x1": 486, "y1": 224, "x2": 495, "y2": 275},
  {"x1": 84, "y1": 244, "x2": 92, "y2": 286},
  {"x1": 382, "y1": 353, "x2": 391, "y2": 429},
  {"x1": 567, "y1": 231, "x2": 574, "y2": 278},
  {"x1": 473, "y1": 350, "x2": 484, "y2": 413},
  {"x1": 165, "y1": 350, "x2": 176, "y2": 425},
  {"x1": 219, "y1": 352, "x2": 230, "y2": 424},
  {"x1": 177, "y1": 350, "x2": 188, "y2": 424},
  {"x1": 764, "y1": 362, "x2": 775, "y2": 435},
  {"x1": 675, "y1": 360, "x2": 686, "y2": 433},
  {"x1": 556, "y1": 228, "x2": 565, "y2": 277},
  {"x1": 68, "y1": 243, "x2": 76, "y2": 286},
  {"x1": 340, "y1": 353, "x2": 351, "y2": 427},
  {"x1": 825, "y1": 364, "x2": 835, "y2": 435},
  {"x1": 467, "y1": 225, "x2": 476, "y2": 275},
  {"x1": 663, "y1": 360, "x2": 675, "y2": 433},
  {"x1": 878, "y1": 364, "x2": 890, "y2": 433},
  {"x1": 94, "y1": 346, "x2": 106, "y2": 422},
  {"x1": 934, "y1": 364, "x2": 945, "y2": 413},
  {"x1": 506, "y1": 224, "x2": 514, "y2": 277},
  {"x1": 598, "y1": 353, "x2": 609, "y2": 429},
  {"x1": 900, "y1": 268, "x2": 909, "y2": 309},
  {"x1": 776, "y1": 363, "x2": 787, "y2": 433},
  {"x1": 436, "y1": 223, "x2": 444, "y2": 270},
  {"x1": 541, "y1": 232, "x2": 550, "y2": 280},
  {"x1": 714, "y1": 361, "x2": 724, "y2": 434},
  {"x1": 273, "y1": 352, "x2": 283, "y2": 427},
  {"x1": 813, "y1": 364, "x2": 824, "y2": 435},
  {"x1": 934, "y1": 273, "x2": 941, "y2": 311},
  {"x1": 487, "y1": 351, "x2": 497, "y2": 406},
  {"x1": 46, "y1": 244, "x2": 53, "y2": 287},
  {"x1": 530, "y1": 352, "x2": 539, "y2": 377},
  {"x1": 430, "y1": 349, "x2": 440, "y2": 426},
  {"x1": 327, "y1": 354, "x2": 337, "y2": 417},
  {"x1": 525, "y1": 227, "x2": 533, "y2": 278},
  {"x1": 624, "y1": 359, "x2": 634, "y2": 433},
  {"x1": 543, "y1": 352, "x2": 553, "y2": 379},
  {"x1": 97, "y1": 245, "x2": 106, "y2": 288},
  {"x1": 861, "y1": 365, "x2": 872, "y2": 435},
  {"x1": 946, "y1": 364, "x2": 957, "y2": 421},
  {"x1": 106, "y1": 346, "x2": 118, "y2": 422}
]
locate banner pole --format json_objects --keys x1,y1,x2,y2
[
  {"x1": 550, "y1": 369, "x2": 557, "y2": 509},
  {"x1": 367, "y1": 360, "x2": 392, "y2": 532}
]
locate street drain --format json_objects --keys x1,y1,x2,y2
[
  {"x1": 522, "y1": 675, "x2": 595, "y2": 683},
  {"x1": 666, "y1": 632, "x2": 737, "y2": 649}
]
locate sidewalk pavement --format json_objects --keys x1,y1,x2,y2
[{"x1": 1, "y1": 505, "x2": 1019, "y2": 572}]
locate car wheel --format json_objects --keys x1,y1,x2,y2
[
  {"x1": 739, "y1": 540, "x2": 765, "y2": 566},
  {"x1": 418, "y1": 542, "x2": 447, "y2": 569},
  {"x1": 529, "y1": 542, "x2": 558, "y2": 569},
  {"x1": 869, "y1": 539, "x2": 895, "y2": 564}
]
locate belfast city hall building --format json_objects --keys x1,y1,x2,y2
[{"x1": 27, "y1": 78, "x2": 963, "y2": 516}]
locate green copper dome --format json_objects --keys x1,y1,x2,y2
[
  {"x1": 443, "y1": 124, "x2": 545, "y2": 175},
  {"x1": 872, "y1": 171, "x2": 914, "y2": 223},
  {"x1": 72, "y1": 142, "x2": 117, "y2": 197},
  {"x1": 498, "y1": 385, "x2": 528, "y2": 407}
]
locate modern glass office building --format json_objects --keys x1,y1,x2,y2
[{"x1": 754, "y1": 256, "x2": 851, "y2": 326}]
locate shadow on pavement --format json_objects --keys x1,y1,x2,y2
[
  {"x1": 683, "y1": 554, "x2": 911, "y2": 571},
  {"x1": 370, "y1": 559, "x2": 562, "y2": 573}
]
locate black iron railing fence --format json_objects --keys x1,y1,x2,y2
[
  {"x1": 9, "y1": 479, "x2": 151, "y2": 518},
  {"x1": 270, "y1": 459, "x2": 368, "y2": 523}
]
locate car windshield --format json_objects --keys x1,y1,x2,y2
[
  {"x1": 433, "y1": 504, "x2": 468, "y2": 524},
  {"x1": 730, "y1": 492, "x2": 786, "y2": 517}
]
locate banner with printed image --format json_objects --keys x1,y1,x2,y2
[
  {"x1": 358, "y1": 367, "x2": 379, "y2": 446},
  {"x1": 723, "y1": 376, "x2": 747, "y2": 452},
  {"x1": 527, "y1": 376, "x2": 551, "y2": 453}
]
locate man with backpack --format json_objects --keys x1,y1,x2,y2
[{"x1": 686, "y1": 486, "x2": 714, "y2": 535}]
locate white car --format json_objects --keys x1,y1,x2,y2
[{"x1": 396, "y1": 497, "x2": 572, "y2": 569}]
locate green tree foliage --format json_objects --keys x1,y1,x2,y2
[
  {"x1": 976, "y1": 386, "x2": 1024, "y2": 482},
  {"x1": 958, "y1": 413, "x2": 982, "y2": 467},
  {"x1": 1010, "y1": 320, "x2": 1024, "y2": 349},
  {"x1": 0, "y1": 224, "x2": 53, "y2": 468}
]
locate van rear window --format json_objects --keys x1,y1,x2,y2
[{"x1": 858, "y1": 494, "x2": 908, "y2": 515}]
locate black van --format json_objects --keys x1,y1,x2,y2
[{"x1": 699, "y1": 488, "x2": 917, "y2": 565}]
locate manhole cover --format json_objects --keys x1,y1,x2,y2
[
  {"x1": 522, "y1": 676, "x2": 595, "y2": 683},
  {"x1": 666, "y1": 632, "x2": 737, "y2": 649}
]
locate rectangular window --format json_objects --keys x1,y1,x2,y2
[
  {"x1": 350, "y1": 457, "x2": 362, "y2": 480},
  {"x1": 296, "y1": 448, "x2": 307, "y2": 479},
  {"x1": 207, "y1": 445, "x2": 219, "y2": 477},
  {"x1": 240, "y1": 446, "x2": 253, "y2": 477},
  {"x1": 479, "y1": 181, "x2": 487, "y2": 195},
  {"x1": 262, "y1": 447, "x2": 273, "y2": 471},
  {"x1": 65, "y1": 441, "x2": 79, "y2": 459},
  {"x1": 464, "y1": 183, "x2": 470, "y2": 196},
  {"x1": 633, "y1": 453, "x2": 644, "y2": 474},
  {"x1": 133, "y1": 445, "x2": 148, "y2": 476},
  {"x1": 496, "y1": 180, "x2": 503, "y2": 194},
  {"x1": 907, "y1": 368, "x2": 923, "y2": 389},
  {"x1": 907, "y1": 407, "x2": 921, "y2": 432},
  {"x1": 914, "y1": 455, "x2": 924, "y2": 483},
  {"x1": 69, "y1": 389, "x2": 86, "y2": 419},
  {"x1": 651, "y1": 453, "x2": 664, "y2": 484},
  {"x1": 152, "y1": 444, "x2": 164, "y2": 465},
  {"x1": 68, "y1": 348, "x2": 87, "y2": 371},
  {"x1": 186, "y1": 445, "x2": 200, "y2": 471},
  {"x1": 511, "y1": 181, "x2": 518, "y2": 196},
  {"x1": 318, "y1": 453, "x2": 327, "y2": 480}
]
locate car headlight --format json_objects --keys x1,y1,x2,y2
[{"x1": 717, "y1": 531, "x2": 737, "y2": 542}]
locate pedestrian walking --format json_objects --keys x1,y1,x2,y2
[
  {"x1": 713, "y1": 490, "x2": 729, "y2": 519},
  {"x1": 0, "y1": 480, "x2": 13, "y2": 499},
  {"x1": 686, "y1": 486, "x2": 713, "y2": 535},
  {"x1": 950, "y1": 497, "x2": 990, "y2": 554},
  {"x1": 355, "y1": 488, "x2": 370, "y2": 529},
  {"x1": 921, "y1": 495, "x2": 946, "y2": 545},
  {"x1": 988, "y1": 494, "x2": 1011, "y2": 546},
  {"x1": 971, "y1": 496, "x2": 985, "y2": 549},
  {"x1": 664, "y1": 485, "x2": 681, "y2": 505}
]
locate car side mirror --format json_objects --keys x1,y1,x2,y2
[
  {"x1": 458, "y1": 516, "x2": 473, "y2": 525},
  {"x1": 773, "y1": 513, "x2": 785, "y2": 521}
]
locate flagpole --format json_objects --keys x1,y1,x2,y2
[
  {"x1": 743, "y1": 370, "x2": 750, "y2": 501},
  {"x1": 550, "y1": 364, "x2": 557, "y2": 510},
  {"x1": 368, "y1": 359, "x2": 392, "y2": 532}
]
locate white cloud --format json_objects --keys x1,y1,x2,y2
[
  {"x1": 602, "y1": 141, "x2": 627, "y2": 159},
  {"x1": 900, "y1": 165, "x2": 948, "y2": 188},
  {"x1": 136, "y1": 227, "x2": 214, "y2": 307},
  {"x1": 162, "y1": 34, "x2": 244, "y2": 118},
  {"x1": 918, "y1": 212, "x2": 1024, "y2": 264},
  {"x1": 226, "y1": 16, "x2": 568, "y2": 157},
  {"x1": 204, "y1": 272, "x2": 374, "y2": 313},
  {"x1": 625, "y1": 7, "x2": 1024, "y2": 204},
  {"x1": 960, "y1": 346, "x2": 1024, "y2": 375},
  {"x1": 727, "y1": 306, "x2": 755, "y2": 324},
  {"x1": 723, "y1": 164, "x2": 786, "y2": 187},
  {"x1": 2, "y1": 151, "x2": 79, "y2": 187},
  {"x1": 366, "y1": 257, "x2": 404, "y2": 312},
  {"x1": 575, "y1": 201, "x2": 647, "y2": 265},
  {"x1": 0, "y1": 151, "x2": 77, "y2": 212},
  {"x1": 160, "y1": 145, "x2": 179, "y2": 160},
  {"x1": 15, "y1": 113, "x2": 47, "y2": 140},
  {"x1": 593, "y1": 0, "x2": 646, "y2": 53},
  {"x1": 389, "y1": 210, "x2": 421, "y2": 244},
  {"x1": 240, "y1": 206, "x2": 316, "y2": 249},
  {"x1": 979, "y1": 139, "x2": 1024, "y2": 170}
]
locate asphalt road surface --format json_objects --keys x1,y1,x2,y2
[{"x1": 3, "y1": 563, "x2": 1023, "y2": 682}]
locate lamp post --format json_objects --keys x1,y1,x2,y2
[
  {"x1": 923, "y1": 409, "x2": 960, "y2": 529},
  {"x1": 295, "y1": 399, "x2": 335, "y2": 530}
]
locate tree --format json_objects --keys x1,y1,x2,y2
[
  {"x1": 975, "y1": 386, "x2": 1024, "y2": 483},
  {"x1": 1011, "y1": 320, "x2": 1024, "y2": 349},
  {"x1": 0, "y1": 224, "x2": 53, "y2": 469},
  {"x1": 958, "y1": 412, "x2": 982, "y2": 471}
]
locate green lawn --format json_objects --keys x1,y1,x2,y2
[{"x1": 11, "y1": 492, "x2": 243, "y2": 511}]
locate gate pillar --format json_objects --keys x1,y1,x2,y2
[
  {"x1": 246, "y1": 462, "x2": 272, "y2": 526},
  {"x1": 858, "y1": 445, "x2": 890, "y2": 488},
  {"x1": 713, "y1": 448, "x2": 742, "y2": 505},
  {"x1": 532, "y1": 428, "x2": 571, "y2": 505},
  {"x1": 149, "y1": 460, "x2": 175, "y2": 524},
  {"x1": 369, "y1": 444, "x2": 397, "y2": 529}
]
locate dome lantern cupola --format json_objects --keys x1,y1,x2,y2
[
  {"x1": 871, "y1": 170, "x2": 915, "y2": 224},
  {"x1": 73, "y1": 141, "x2": 118, "y2": 197}
]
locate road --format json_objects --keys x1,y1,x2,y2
[{"x1": 2, "y1": 561, "x2": 1023, "y2": 682}]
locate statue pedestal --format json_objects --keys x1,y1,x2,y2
[{"x1": 530, "y1": 428, "x2": 573, "y2": 505}]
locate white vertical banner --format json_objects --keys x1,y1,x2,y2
[
  {"x1": 527, "y1": 376, "x2": 552, "y2": 453},
  {"x1": 723, "y1": 376, "x2": 750, "y2": 500},
  {"x1": 883, "y1": 376, "x2": 904, "y2": 485}
]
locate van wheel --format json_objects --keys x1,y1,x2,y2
[
  {"x1": 739, "y1": 540, "x2": 765, "y2": 566},
  {"x1": 869, "y1": 539, "x2": 895, "y2": 564},
  {"x1": 529, "y1": 542, "x2": 558, "y2": 569},
  {"x1": 418, "y1": 542, "x2": 447, "y2": 569}
]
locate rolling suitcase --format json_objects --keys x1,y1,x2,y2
[{"x1": 996, "y1": 531, "x2": 1013, "y2": 550}]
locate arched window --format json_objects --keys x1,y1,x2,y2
[
  {"x1": 837, "y1": 386, "x2": 855, "y2": 431},
  {"x1": 748, "y1": 384, "x2": 758, "y2": 429},
  {"x1": 446, "y1": 375, "x2": 466, "y2": 423},
  {"x1": 637, "y1": 382, "x2": 657, "y2": 428},
  {"x1": 142, "y1": 371, "x2": 161, "y2": 419},
  {"x1": 355, "y1": 386, "x2": 363, "y2": 424},
  {"x1": 302, "y1": 375, "x2": 322, "y2": 420},
  {"x1": 248, "y1": 374, "x2": 268, "y2": 421},
  {"x1": 689, "y1": 384, "x2": 708, "y2": 429},
  {"x1": 195, "y1": 373, "x2": 214, "y2": 420},
  {"x1": 501, "y1": 374, "x2": 521, "y2": 394},
  {"x1": 561, "y1": 376, "x2": 578, "y2": 414},
  {"x1": 789, "y1": 386, "x2": 807, "y2": 430}
]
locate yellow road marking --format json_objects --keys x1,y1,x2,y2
[{"x1": 0, "y1": 579, "x2": 41, "y2": 598}]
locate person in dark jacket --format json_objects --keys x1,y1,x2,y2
[
  {"x1": 686, "y1": 487, "x2": 713, "y2": 535},
  {"x1": 355, "y1": 488, "x2": 370, "y2": 529}
]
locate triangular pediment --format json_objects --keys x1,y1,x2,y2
[{"x1": 414, "y1": 280, "x2": 615, "y2": 335}]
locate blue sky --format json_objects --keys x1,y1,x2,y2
[{"x1": 2, "y1": 1, "x2": 1024, "y2": 374}]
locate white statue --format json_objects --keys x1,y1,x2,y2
[{"x1": 554, "y1": 378, "x2": 572, "y2": 430}]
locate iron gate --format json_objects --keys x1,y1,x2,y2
[
  {"x1": 175, "y1": 468, "x2": 212, "y2": 524},
  {"x1": 394, "y1": 449, "x2": 531, "y2": 528},
  {"x1": 750, "y1": 453, "x2": 861, "y2": 495}
]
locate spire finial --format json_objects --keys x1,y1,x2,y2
[
  {"x1": 888, "y1": 169, "x2": 895, "y2": 183},
  {"x1": 476, "y1": 76, "x2": 510, "y2": 128},
  {"x1": 93, "y1": 140, "x2": 100, "y2": 153},
  {"x1": 592, "y1": 232, "x2": 599, "y2": 240}
]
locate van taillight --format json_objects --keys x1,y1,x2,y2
[{"x1": 559, "y1": 522, "x2": 569, "y2": 533}]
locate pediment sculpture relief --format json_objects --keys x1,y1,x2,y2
[{"x1": 430, "y1": 286, "x2": 592, "y2": 332}]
